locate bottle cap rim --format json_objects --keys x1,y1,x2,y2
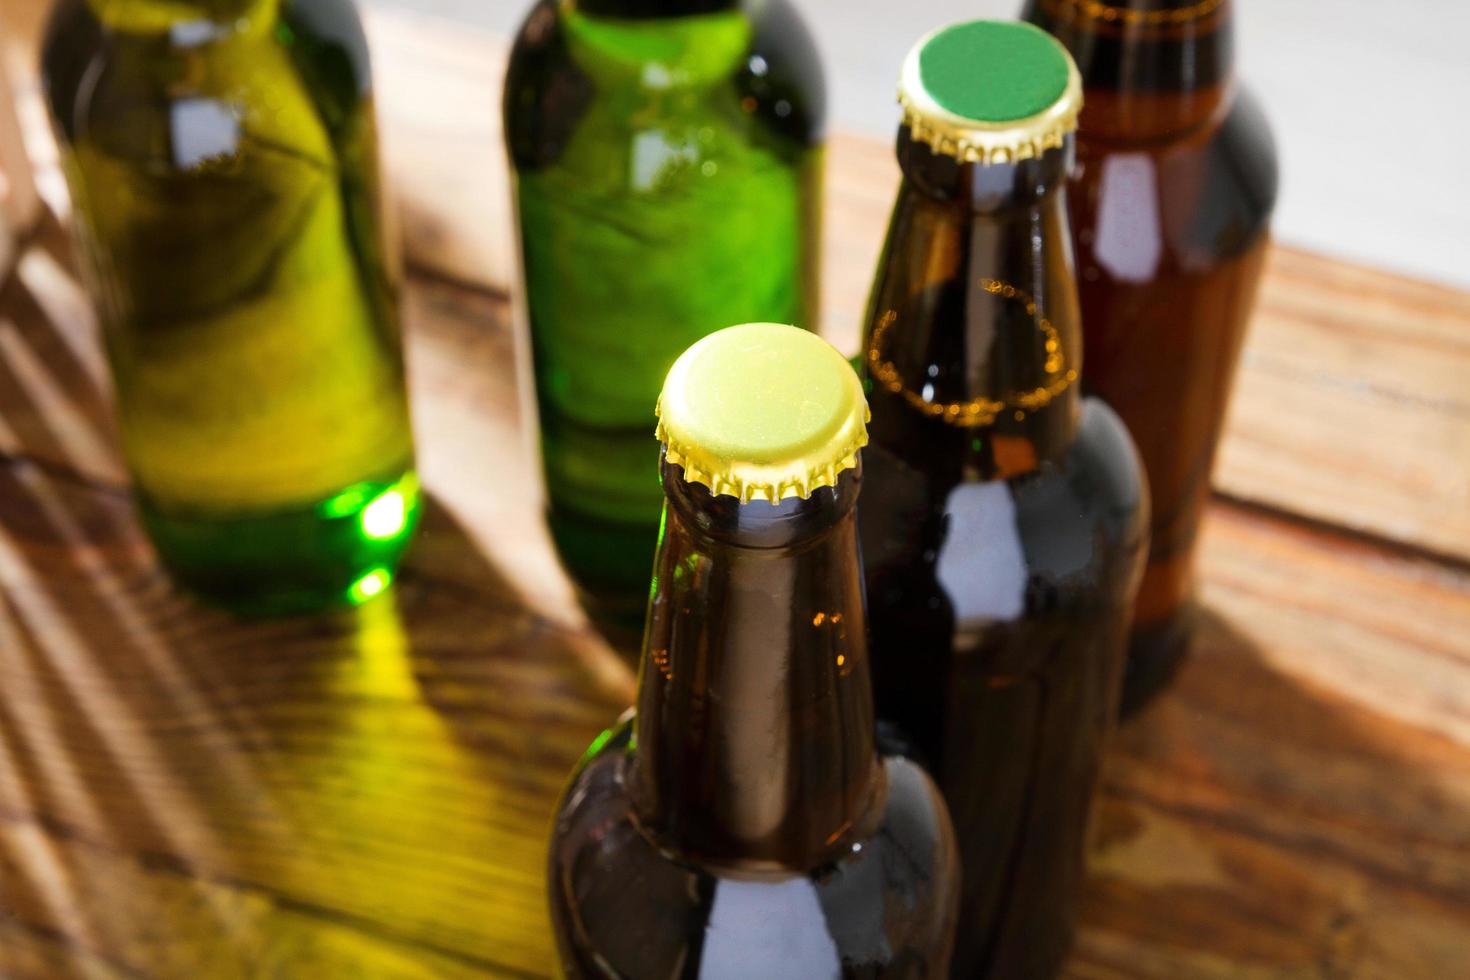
[
  {"x1": 655, "y1": 324, "x2": 869, "y2": 504},
  {"x1": 898, "y1": 20, "x2": 1083, "y2": 165}
]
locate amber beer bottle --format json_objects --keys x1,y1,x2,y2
[
  {"x1": 548, "y1": 324, "x2": 959, "y2": 977},
  {"x1": 1024, "y1": 0, "x2": 1279, "y2": 714},
  {"x1": 857, "y1": 22, "x2": 1148, "y2": 979}
]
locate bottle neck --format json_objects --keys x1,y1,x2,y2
[
  {"x1": 632, "y1": 462, "x2": 880, "y2": 872},
  {"x1": 1025, "y1": 0, "x2": 1236, "y2": 140},
  {"x1": 567, "y1": 0, "x2": 741, "y2": 18},
  {"x1": 864, "y1": 131, "x2": 1081, "y2": 483}
]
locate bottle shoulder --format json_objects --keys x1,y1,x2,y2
[
  {"x1": 505, "y1": 0, "x2": 823, "y2": 102},
  {"x1": 1073, "y1": 87, "x2": 1278, "y2": 270},
  {"x1": 42, "y1": 0, "x2": 371, "y2": 142},
  {"x1": 277, "y1": 0, "x2": 375, "y2": 92},
  {"x1": 504, "y1": 0, "x2": 824, "y2": 168},
  {"x1": 859, "y1": 401, "x2": 1148, "y2": 634},
  {"x1": 1056, "y1": 398, "x2": 1151, "y2": 540},
  {"x1": 549, "y1": 720, "x2": 957, "y2": 976},
  {"x1": 960, "y1": 402, "x2": 1147, "y2": 579},
  {"x1": 1221, "y1": 85, "x2": 1281, "y2": 215},
  {"x1": 863, "y1": 401, "x2": 1146, "y2": 550},
  {"x1": 40, "y1": 0, "x2": 101, "y2": 131},
  {"x1": 740, "y1": 0, "x2": 827, "y2": 144}
]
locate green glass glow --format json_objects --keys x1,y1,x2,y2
[
  {"x1": 347, "y1": 566, "x2": 391, "y2": 604},
  {"x1": 139, "y1": 471, "x2": 420, "y2": 617},
  {"x1": 44, "y1": 0, "x2": 420, "y2": 615},
  {"x1": 360, "y1": 483, "x2": 411, "y2": 541},
  {"x1": 580, "y1": 725, "x2": 618, "y2": 768}
]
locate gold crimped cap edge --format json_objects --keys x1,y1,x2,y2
[
  {"x1": 897, "y1": 24, "x2": 1084, "y2": 165},
  {"x1": 653, "y1": 323, "x2": 872, "y2": 506},
  {"x1": 654, "y1": 405, "x2": 871, "y2": 506}
]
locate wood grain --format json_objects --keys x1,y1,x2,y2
[
  {"x1": 4, "y1": 260, "x2": 1470, "y2": 975},
  {"x1": 0, "y1": 11, "x2": 40, "y2": 237},
  {"x1": 1219, "y1": 249, "x2": 1470, "y2": 564},
  {"x1": 2, "y1": 4, "x2": 1470, "y2": 978},
  {"x1": 0, "y1": 359, "x2": 632, "y2": 977}
]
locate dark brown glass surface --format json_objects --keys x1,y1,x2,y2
[
  {"x1": 857, "y1": 129, "x2": 1148, "y2": 978},
  {"x1": 548, "y1": 460, "x2": 960, "y2": 977},
  {"x1": 1024, "y1": 0, "x2": 1279, "y2": 714}
]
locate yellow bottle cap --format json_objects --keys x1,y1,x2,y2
[
  {"x1": 898, "y1": 20, "x2": 1083, "y2": 165},
  {"x1": 655, "y1": 324, "x2": 869, "y2": 504}
]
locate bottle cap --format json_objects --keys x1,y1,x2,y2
[
  {"x1": 898, "y1": 20, "x2": 1083, "y2": 165},
  {"x1": 655, "y1": 324, "x2": 869, "y2": 504}
]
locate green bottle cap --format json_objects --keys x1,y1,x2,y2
[
  {"x1": 655, "y1": 324, "x2": 869, "y2": 504},
  {"x1": 899, "y1": 20, "x2": 1082, "y2": 164}
]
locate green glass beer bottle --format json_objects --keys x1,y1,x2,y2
[
  {"x1": 549, "y1": 324, "x2": 959, "y2": 977},
  {"x1": 1024, "y1": 0, "x2": 1279, "y2": 715},
  {"x1": 41, "y1": 0, "x2": 419, "y2": 615},
  {"x1": 856, "y1": 23, "x2": 1149, "y2": 978},
  {"x1": 504, "y1": 0, "x2": 824, "y2": 636}
]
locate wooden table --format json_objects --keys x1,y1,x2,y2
[{"x1": 3, "y1": 8, "x2": 1469, "y2": 978}]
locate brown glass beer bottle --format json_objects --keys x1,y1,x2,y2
[
  {"x1": 548, "y1": 324, "x2": 960, "y2": 977},
  {"x1": 1024, "y1": 0, "x2": 1279, "y2": 714},
  {"x1": 857, "y1": 21, "x2": 1148, "y2": 979}
]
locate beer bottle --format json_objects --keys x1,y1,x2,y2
[
  {"x1": 549, "y1": 323, "x2": 959, "y2": 977},
  {"x1": 857, "y1": 22, "x2": 1148, "y2": 978},
  {"x1": 1024, "y1": 0, "x2": 1279, "y2": 714},
  {"x1": 504, "y1": 0, "x2": 824, "y2": 639},
  {"x1": 41, "y1": 0, "x2": 419, "y2": 615}
]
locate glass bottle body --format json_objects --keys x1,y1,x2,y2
[
  {"x1": 504, "y1": 0, "x2": 825, "y2": 635},
  {"x1": 1025, "y1": 0, "x2": 1279, "y2": 713},
  {"x1": 858, "y1": 136, "x2": 1148, "y2": 979},
  {"x1": 42, "y1": 0, "x2": 419, "y2": 615},
  {"x1": 549, "y1": 461, "x2": 959, "y2": 977}
]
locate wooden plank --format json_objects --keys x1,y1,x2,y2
[
  {"x1": 0, "y1": 449, "x2": 628, "y2": 976},
  {"x1": 3, "y1": 265, "x2": 1470, "y2": 975},
  {"x1": 0, "y1": 262, "x2": 632, "y2": 977},
  {"x1": 0, "y1": 0, "x2": 47, "y2": 61},
  {"x1": 0, "y1": 9, "x2": 41, "y2": 236},
  {"x1": 2, "y1": 6, "x2": 1470, "y2": 976},
  {"x1": 0, "y1": 820, "x2": 508, "y2": 978},
  {"x1": 1218, "y1": 249, "x2": 1470, "y2": 563},
  {"x1": 1, "y1": 476, "x2": 1467, "y2": 977},
  {"x1": 367, "y1": 11, "x2": 511, "y2": 293},
  {"x1": 0, "y1": 922, "x2": 136, "y2": 980},
  {"x1": 1077, "y1": 506, "x2": 1470, "y2": 978}
]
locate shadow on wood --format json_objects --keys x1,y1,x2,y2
[
  {"x1": 1079, "y1": 607, "x2": 1470, "y2": 977},
  {"x1": 0, "y1": 239, "x2": 115, "y2": 485},
  {"x1": 0, "y1": 451, "x2": 627, "y2": 975}
]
